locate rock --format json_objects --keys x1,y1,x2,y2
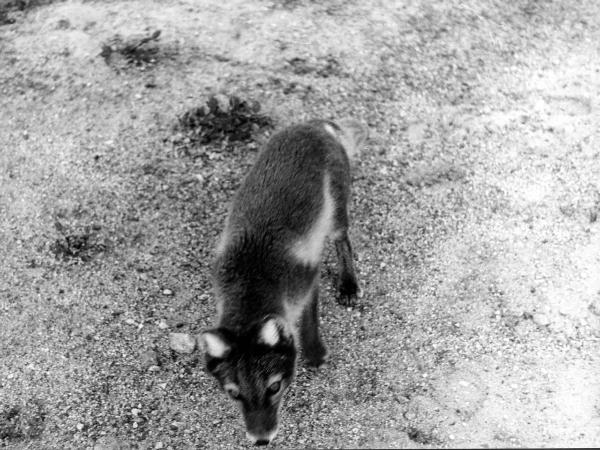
[
  {"x1": 140, "y1": 350, "x2": 158, "y2": 369},
  {"x1": 407, "y1": 122, "x2": 427, "y2": 146},
  {"x1": 158, "y1": 319, "x2": 169, "y2": 330},
  {"x1": 125, "y1": 318, "x2": 136, "y2": 326},
  {"x1": 589, "y1": 297, "x2": 600, "y2": 316},
  {"x1": 76, "y1": 423, "x2": 84, "y2": 431},
  {"x1": 169, "y1": 333, "x2": 196, "y2": 354},
  {"x1": 532, "y1": 313, "x2": 550, "y2": 327},
  {"x1": 162, "y1": 289, "x2": 174, "y2": 296}
]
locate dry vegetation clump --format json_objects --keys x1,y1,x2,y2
[
  {"x1": 171, "y1": 95, "x2": 273, "y2": 153},
  {"x1": 0, "y1": 400, "x2": 46, "y2": 442},
  {"x1": 0, "y1": 0, "x2": 62, "y2": 24},
  {"x1": 100, "y1": 30, "x2": 178, "y2": 71},
  {"x1": 50, "y1": 220, "x2": 106, "y2": 262}
]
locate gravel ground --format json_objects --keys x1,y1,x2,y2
[{"x1": 1, "y1": 0, "x2": 599, "y2": 448}]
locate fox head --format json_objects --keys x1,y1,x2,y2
[{"x1": 200, "y1": 316, "x2": 296, "y2": 445}]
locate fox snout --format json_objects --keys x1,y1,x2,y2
[
  {"x1": 246, "y1": 429, "x2": 278, "y2": 446},
  {"x1": 243, "y1": 408, "x2": 279, "y2": 446}
]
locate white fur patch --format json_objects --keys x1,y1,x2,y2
[
  {"x1": 215, "y1": 216, "x2": 231, "y2": 256},
  {"x1": 267, "y1": 373, "x2": 283, "y2": 386},
  {"x1": 289, "y1": 173, "x2": 334, "y2": 266},
  {"x1": 215, "y1": 232, "x2": 228, "y2": 255},
  {"x1": 259, "y1": 319, "x2": 280, "y2": 346},
  {"x1": 202, "y1": 332, "x2": 229, "y2": 358},
  {"x1": 284, "y1": 290, "x2": 312, "y2": 326}
]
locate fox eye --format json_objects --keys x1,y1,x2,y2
[
  {"x1": 224, "y1": 384, "x2": 240, "y2": 400},
  {"x1": 267, "y1": 381, "x2": 281, "y2": 395}
]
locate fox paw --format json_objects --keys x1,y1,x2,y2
[
  {"x1": 304, "y1": 344, "x2": 328, "y2": 369},
  {"x1": 337, "y1": 273, "x2": 359, "y2": 306}
]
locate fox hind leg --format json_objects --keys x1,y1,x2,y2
[
  {"x1": 334, "y1": 232, "x2": 359, "y2": 305},
  {"x1": 331, "y1": 194, "x2": 359, "y2": 306}
]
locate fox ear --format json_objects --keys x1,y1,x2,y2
[
  {"x1": 337, "y1": 118, "x2": 369, "y2": 151},
  {"x1": 258, "y1": 316, "x2": 291, "y2": 347},
  {"x1": 200, "y1": 330, "x2": 231, "y2": 359}
]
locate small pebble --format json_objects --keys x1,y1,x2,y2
[
  {"x1": 140, "y1": 350, "x2": 158, "y2": 369},
  {"x1": 125, "y1": 318, "x2": 136, "y2": 326},
  {"x1": 532, "y1": 313, "x2": 550, "y2": 327},
  {"x1": 163, "y1": 289, "x2": 174, "y2": 296},
  {"x1": 76, "y1": 423, "x2": 84, "y2": 431}
]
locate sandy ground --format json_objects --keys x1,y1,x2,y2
[{"x1": 1, "y1": 0, "x2": 600, "y2": 448}]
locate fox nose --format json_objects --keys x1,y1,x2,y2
[{"x1": 246, "y1": 430, "x2": 277, "y2": 446}]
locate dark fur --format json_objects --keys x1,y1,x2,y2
[{"x1": 202, "y1": 120, "x2": 362, "y2": 443}]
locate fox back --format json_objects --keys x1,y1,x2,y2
[{"x1": 200, "y1": 119, "x2": 367, "y2": 445}]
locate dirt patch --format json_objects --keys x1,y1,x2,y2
[
  {"x1": 286, "y1": 55, "x2": 346, "y2": 78},
  {"x1": 50, "y1": 220, "x2": 106, "y2": 262},
  {"x1": 100, "y1": 29, "x2": 178, "y2": 71},
  {"x1": 0, "y1": 399, "x2": 46, "y2": 442},
  {"x1": 545, "y1": 95, "x2": 592, "y2": 116},
  {"x1": 404, "y1": 161, "x2": 467, "y2": 188},
  {"x1": 406, "y1": 426, "x2": 439, "y2": 445},
  {"x1": 0, "y1": 0, "x2": 61, "y2": 24}
]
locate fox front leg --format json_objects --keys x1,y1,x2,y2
[{"x1": 300, "y1": 285, "x2": 328, "y2": 367}]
